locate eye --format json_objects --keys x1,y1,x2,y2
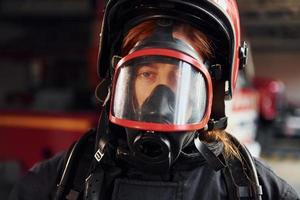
[
  {"x1": 138, "y1": 71, "x2": 157, "y2": 81},
  {"x1": 141, "y1": 71, "x2": 152, "y2": 78},
  {"x1": 136, "y1": 66, "x2": 157, "y2": 82}
]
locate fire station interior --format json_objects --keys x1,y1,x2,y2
[{"x1": 0, "y1": 0, "x2": 300, "y2": 198}]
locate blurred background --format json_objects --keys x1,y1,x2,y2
[{"x1": 0, "y1": 0, "x2": 300, "y2": 198}]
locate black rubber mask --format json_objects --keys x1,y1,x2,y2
[
  {"x1": 139, "y1": 85, "x2": 175, "y2": 123},
  {"x1": 125, "y1": 85, "x2": 195, "y2": 173}
]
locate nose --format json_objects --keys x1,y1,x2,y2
[
  {"x1": 157, "y1": 74, "x2": 176, "y2": 92},
  {"x1": 140, "y1": 84, "x2": 176, "y2": 123}
]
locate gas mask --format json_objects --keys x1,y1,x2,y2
[{"x1": 109, "y1": 20, "x2": 213, "y2": 173}]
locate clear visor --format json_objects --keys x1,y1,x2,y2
[{"x1": 112, "y1": 55, "x2": 208, "y2": 128}]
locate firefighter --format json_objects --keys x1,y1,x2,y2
[{"x1": 10, "y1": 0, "x2": 299, "y2": 199}]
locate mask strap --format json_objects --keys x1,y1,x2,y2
[
  {"x1": 140, "y1": 19, "x2": 175, "y2": 44},
  {"x1": 206, "y1": 64, "x2": 228, "y2": 131},
  {"x1": 130, "y1": 19, "x2": 201, "y2": 60},
  {"x1": 206, "y1": 117, "x2": 228, "y2": 131}
]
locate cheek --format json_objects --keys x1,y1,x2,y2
[{"x1": 187, "y1": 106, "x2": 193, "y2": 119}]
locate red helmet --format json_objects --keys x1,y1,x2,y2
[{"x1": 98, "y1": 0, "x2": 247, "y2": 99}]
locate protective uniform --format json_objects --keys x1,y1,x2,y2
[
  {"x1": 9, "y1": 129, "x2": 299, "y2": 200},
  {"x1": 9, "y1": 0, "x2": 300, "y2": 199}
]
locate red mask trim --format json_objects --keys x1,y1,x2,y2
[{"x1": 109, "y1": 48, "x2": 213, "y2": 132}]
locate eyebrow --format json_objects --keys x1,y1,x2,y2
[
  {"x1": 138, "y1": 63, "x2": 158, "y2": 69},
  {"x1": 138, "y1": 62, "x2": 178, "y2": 71}
]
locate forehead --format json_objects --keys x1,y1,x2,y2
[{"x1": 138, "y1": 62, "x2": 178, "y2": 69}]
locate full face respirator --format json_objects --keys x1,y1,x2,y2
[{"x1": 109, "y1": 19, "x2": 213, "y2": 172}]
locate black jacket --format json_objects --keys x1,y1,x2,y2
[{"x1": 9, "y1": 135, "x2": 299, "y2": 200}]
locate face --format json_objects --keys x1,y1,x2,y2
[
  {"x1": 133, "y1": 31, "x2": 197, "y2": 108},
  {"x1": 134, "y1": 63, "x2": 179, "y2": 107}
]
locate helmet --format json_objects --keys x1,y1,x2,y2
[
  {"x1": 96, "y1": 0, "x2": 247, "y2": 172},
  {"x1": 98, "y1": 0, "x2": 247, "y2": 99}
]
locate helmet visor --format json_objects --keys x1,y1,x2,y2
[{"x1": 110, "y1": 51, "x2": 212, "y2": 132}]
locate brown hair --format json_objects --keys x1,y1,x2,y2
[
  {"x1": 199, "y1": 130, "x2": 241, "y2": 160},
  {"x1": 122, "y1": 20, "x2": 240, "y2": 160},
  {"x1": 122, "y1": 20, "x2": 214, "y2": 60}
]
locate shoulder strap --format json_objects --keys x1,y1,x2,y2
[
  {"x1": 222, "y1": 134, "x2": 263, "y2": 200},
  {"x1": 54, "y1": 129, "x2": 97, "y2": 200},
  {"x1": 194, "y1": 136, "x2": 226, "y2": 171}
]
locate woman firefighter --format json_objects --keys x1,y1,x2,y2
[{"x1": 10, "y1": 0, "x2": 299, "y2": 200}]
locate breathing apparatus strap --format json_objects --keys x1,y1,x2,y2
[
  {"x1": 54, "y1": 129, "x2": 96, "y2": 200},
  {"x1": 194, "y1": 136, "x2": 226, "y2": 171},
  {"x1": 53, "y1": 108, "x2": 112, "y2": 200},
  {"x1": 222, "y1": 134, "x2": 263, "y2": 200},
  {"x1": 94, "y1": 74, "x2": 112, "y2": 157},
  {"x1": 94, "y1": 108, "x2": 109, "y2": 163},
  {"x1": 83, "y1": 76, "x2": 113, "y2": 199},
  {"x1": 194, "y1": 132, "x2": 263, "y2": 200},
  {"x1": 95, "y1": 76, "x2": 111, "y2": 150},
  {"x1": 55, "y1": 76, "x2": 113, "y2": 200}
]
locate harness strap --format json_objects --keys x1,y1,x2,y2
[
  {"x1": 225, "y1": 156, "x2": 254, "y2": 200},
  {"x1": 94, "y1": 108, "x2": 109, "y2": 164},
  {"x1": 230, "y1": 135, "x2": 263, "y2": 200},
  {"x1": 54, "y1": 129, "x2": 96, "y2": 200},
  {"x1": 54, "y1": 142, "x2": 77, "y2": 200},
  {"x1": 222, "y1": 134, "x2": 263, "y2": 200},
  {"x1": 84, "y1": 166, "x2": 105, "y2": 200},
  {"x1": 223, "y1": 164, "x2": 239, "y2": 200},
  {"x1": 194, "y1": 136, "x2": 225, "y2": 171}
]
